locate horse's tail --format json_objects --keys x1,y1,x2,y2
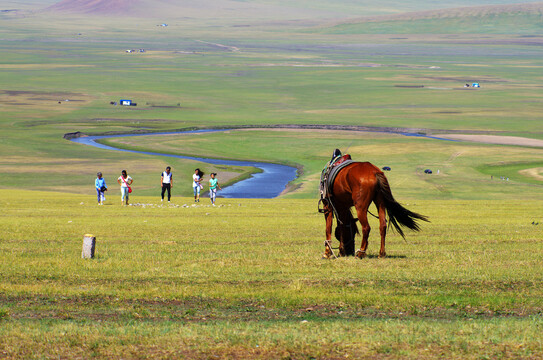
[{"x1": 375, "y1": 172, "x2": 429, "y2": 238}]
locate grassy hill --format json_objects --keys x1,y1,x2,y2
[{"x1": 317, "y1": 2, "x2": 543, "y2": 34}]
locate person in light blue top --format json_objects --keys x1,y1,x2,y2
[
  {"x1": 208, "y1": 173, "x2": 222, "y2": 206},
  {"x1": 95, "y1": 172, "x2": 107, "y2": 205}
]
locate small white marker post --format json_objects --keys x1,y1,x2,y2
[{"x1": 82, "y1": 234, "x2": 96, "y2": 259}]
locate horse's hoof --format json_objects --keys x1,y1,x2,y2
[
  {"x1": 321, "y1": 254, "x2": 331, "y2": 260},
  {"x1": 355, "y1": 250, "x2": 366, "y2": 259},
  {"x1": 379, "y1": 253, "x2": 387, "y2": 258}
]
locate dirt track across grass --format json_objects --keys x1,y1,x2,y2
[
  {"x1": 440, "y1": 134, "x2": 543, "y2": 148},
  {"x1": 236, "y1": 125, "x2": 543, "y2": 148}
]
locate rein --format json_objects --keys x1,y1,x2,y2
[
  {"x1": 323, "y1": 240, "x2": 338, "y2": 259},
  {"x1": 319, "y1": 196, "x2": 378, "y2": 220},
  {"x1": 318, "y1": 196, "x2": 343, "y2": 225}
]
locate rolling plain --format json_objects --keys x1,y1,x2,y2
[{"x1": 1, "y1": 0, "x2": 543, "y2": 358}]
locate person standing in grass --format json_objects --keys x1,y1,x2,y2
[
  {"x1": 95, "y1": 172, "x2": 107, "y2": 205},
  {"x1": 209, "y1": 173, "x2": 222, "y2": 206},
  {"x1": 161, "y1": 166, "x2": 173, "y2": 203},
  {"x1": 117, "y1": 170, "x2": 133, "y2": 206},
  {"x1": 193, "y1": 168, "x2": 204, "y2": 203}
]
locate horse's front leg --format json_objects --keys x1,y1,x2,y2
[{"x1": 323, "y1": 210, "x2": 334, "y2": 259}]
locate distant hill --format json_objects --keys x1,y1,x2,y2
[
  {"x1": 41, "y1": 0, "x2": 543, "y2": 21},
  {"x1": 45, "y1": 0, "x2": 136, "y2": 14},
  {"x1": 317, "y1": 2, "x2": 543, "y2": 34},
  {"x1": 335, "y1": 2, "x2": 543, "y2": 23},
  {"x1": 42, "y1": 0, "x2": 331, "y2": 19}
]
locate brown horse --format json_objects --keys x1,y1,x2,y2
[{"x1": 322, "y1": 162, "x2": 428, "y2": 258}]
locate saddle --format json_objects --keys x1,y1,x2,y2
[{"x1": 319, "y1": 154, "x2": 353, "y2": 201}]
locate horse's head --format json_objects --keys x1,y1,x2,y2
[
  {"x1": 334, "y1": 215, "x2": 359, "y2": 238},
  {"x1": 334, "y1": 214, "x2": 359, "y2": 256}
]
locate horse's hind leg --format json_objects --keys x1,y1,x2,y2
[
  {"x1": 354, "y1": 206, "x2": 370, "y2": 259},
  {"x1": 377, "y1": 201, "x2": 387, "y2": 258}
]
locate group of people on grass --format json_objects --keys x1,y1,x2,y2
[{"x1": 95, "y1": 167, "x2": 221, "y2": 206}]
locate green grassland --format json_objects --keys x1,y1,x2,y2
[
  {"x1": 326, "y1": 13, "x2": 543, "y2": 35},
  {"x1": 1, "y1": 191, "x2": 543, "y2": 358},
  {"x1": 1, "y1": 0, "x2": 543, "y2": 358},
  {"x1": 319, "y1": 4, "x2": 543, "y2": 35},
  {"x1": 2, "y1": 20, "x2": 543, "y2": 195}
]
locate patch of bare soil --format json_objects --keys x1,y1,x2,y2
[
  {"x1": 440, "y1": 134, "x2": 543, "y2": 148},
  {"x1": 90, "y1": 118, "x2": 172, "y2": 123},
  {"x1": 196, "y1": 40, "x2": 240, "y2": 52},
  {"x1": 150, "y1": 105, "x2": 184, "y2": 108},
  {"x1": 0, "y1": 90, "x2": 87, "y2": 106},
  {"x1": 519, "y1": 167, "x2": 543, "y2": 181},
  {"x1": 421, "y1": 75, "x2": 507, "y2": 83},
  {"x1": 0, "y1": 90, "x2": 84, "y2": 98},
  {"x1": 1, "y1": 294, "x2": 539, "y2": 322},
  {"x1": 234, "y1": 125, "x2": 543, "y2": 150},
  {"x1": 454, "y1": 37, "x2": 543, "y2": 46},
  {"x1": 232, "y1": 124, "x2": 500, "y2": 136}
]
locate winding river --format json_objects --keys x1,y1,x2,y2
[
  {"x1": 70, "y1": 128, "x2": 457, "y2": 198},
  {"x1": 70, "y1": 130, "x2": 298, "y2": 199}
]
